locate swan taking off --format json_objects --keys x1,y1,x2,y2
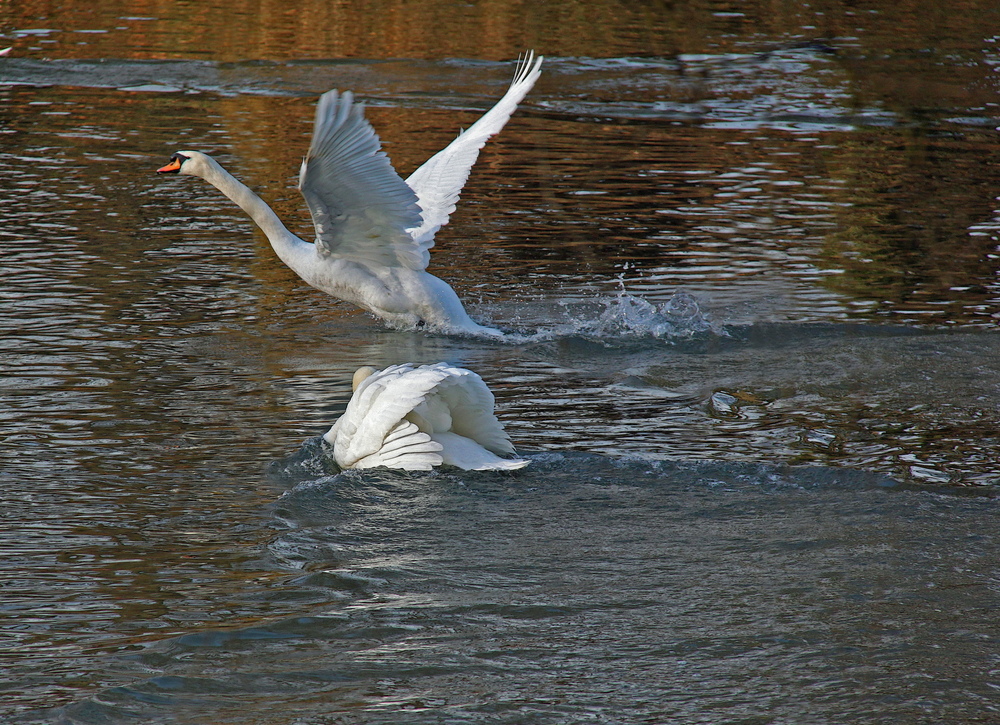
[
  {"x1": 324, "y1": 363, "x2": 529, "y2": 471},
  {"x1": 156, "y1": 52, "x2": 543, "y2": 337}
]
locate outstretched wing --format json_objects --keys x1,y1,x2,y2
[
  {"x1": 405, "y1": 51, "x2": 543, "y2": 249},
  {"x1": 299, "y1": 91, "x2": 427, "y2": 270}
]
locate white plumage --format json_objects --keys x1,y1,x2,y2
[
  {"x1": 157, "y1": 52, "x2": 543, "y2": 337},
  {"x1": 324, "y1": 363, "x2": 529, "y2": 471}
]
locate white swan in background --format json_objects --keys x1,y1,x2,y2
[
  {"x1": 324, "y1": 363, "x2": 529, "y2": 471},
  {"x1": 157, "y1": 52, "x2": 543, "y2": 337}
]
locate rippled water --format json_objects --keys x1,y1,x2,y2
[{"x1": 3, "y1": 1, "x2": 1000, "y2": 722}]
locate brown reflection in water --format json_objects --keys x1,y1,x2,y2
[
  {"x1": 12, "y1": 0, "x2": 1000, "y2": 323},
  {"x1": 820, "y1": 129, "x2": 1000, "y2": 323},
  {"x1": 4, "y1": 0, "x2": 682, "y2": 61},
  {"x1": 7, "y1": 0, "x2": 1000, "y2": 67}
]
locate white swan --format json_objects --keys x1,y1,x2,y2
[
  {"x1": 324, "y1": 363, "x2": 529, "y2": 471},
  {"x1": 157, "y1": 52, "x2": 543, "y2": 337}
]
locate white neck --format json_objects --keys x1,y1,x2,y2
[{"x1": 191, "y1": 154, "x2": 307, "y2": 262}]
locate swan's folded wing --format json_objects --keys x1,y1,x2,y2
[
  {"x1": 332, "y1": 364, "x2": 451, "y2": 466},
  {"x1": 432, "y1": 366, "x2": 518, "y2": 456},
  {"x1": 299, "y1": 90, "x2": 427, "y2": 270},
  {"x1": 404, "y1": 51, "x2": 543, "y2": 249},
  {"x1": 431, "y1": 431, "x2": 529, "y2": 470},
  {"x1": 350, "y1": 420, "x2": 444, "y2": 470}
]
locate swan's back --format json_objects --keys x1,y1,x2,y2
[
  {"x1": 409, "y1": 368, "x2": 516, "y2": 455},
  {"x1": 325, "y1": 363, "x2": 526, "y2": 471}
]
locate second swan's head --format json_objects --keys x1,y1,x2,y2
[
  {"x1": 156, "y1": 151, "x2": 208, "y2": 176},
  {"x1": 352, "y1": 366, "x2": 379, "y2": 391}
]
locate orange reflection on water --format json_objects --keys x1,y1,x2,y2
[{"x1": 4, "y1": 0, "x2": 680, "y2": 61}]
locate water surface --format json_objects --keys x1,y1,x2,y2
[{"x1": 2, "y1": 0, "x2": 1000, "y2": 722}]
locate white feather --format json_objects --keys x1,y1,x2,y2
[
  {"x1": 405, "y1": 51, "x2": 544, "y2": 248},
  {"x1": 158, "y1": 53, "x2": 542, "y2": 337},
  {"x1": 325, "y1": 363, "x2": 529, "y2": 471},
  {"x1": 299, "y1": 91, "x2": 426, "y2": 270}
]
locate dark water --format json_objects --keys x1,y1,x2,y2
[{"x1": 3, "y1": 1, "x2": 1000, "y2": 722}]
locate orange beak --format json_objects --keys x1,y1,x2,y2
[{"x1": 157, "y1": 157, "x2": 183, "y2": 174}]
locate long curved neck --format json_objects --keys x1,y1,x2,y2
[{"x1": 194, "y1": 155, "x2": 303, "y2": 256}]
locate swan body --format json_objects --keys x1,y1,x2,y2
[
  {"x1": 324, "y1": 363, "x2": 529, "y2": 471},
  {"x1": 157, "y1": 52, "x2": 543, "y2": 336}
]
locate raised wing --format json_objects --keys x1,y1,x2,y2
[
  {"x1": 405, "y1": 51, "x2": 543, "y2": 249},
  {"x1": 328, "y1": 364, "x2": 449, "y2": 467},
  {"x1": 349, "y1": 420, "x2": 444, "y2": 470},
  {"x1": 325, "y1": 363, "x2": 520, "y2": 469},
  {"x1": 423, "y1": 366, "x2": 517, "y2": 456},
  {"x1": 299, "y1": 91, "x2": 427, "y2": 270}
]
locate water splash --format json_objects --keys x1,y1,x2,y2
[
  {"x1": 488, "y1": 288, "x2": 724, "y2": 344},
  {"x1": 584, "y1": 289, "x2": 716, "y2": 338}
]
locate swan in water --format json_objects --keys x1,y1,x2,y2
[
  {"x1": 157, "y1": 52, "x2": 543, "y2": 337},
  {"x1": 324, "y1": 363, "x2": 529, "y2": 471}
]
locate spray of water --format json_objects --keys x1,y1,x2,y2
[{"x1": 478, "y1": 281, "x2": 723, "y2": 344}]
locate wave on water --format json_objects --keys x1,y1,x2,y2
[
  {"x1": 1, "y1": 52, "x2": 907, "y2": 131},
  {"x1": 268, "y1": 443, "x2": 904, "y2": 502}
]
